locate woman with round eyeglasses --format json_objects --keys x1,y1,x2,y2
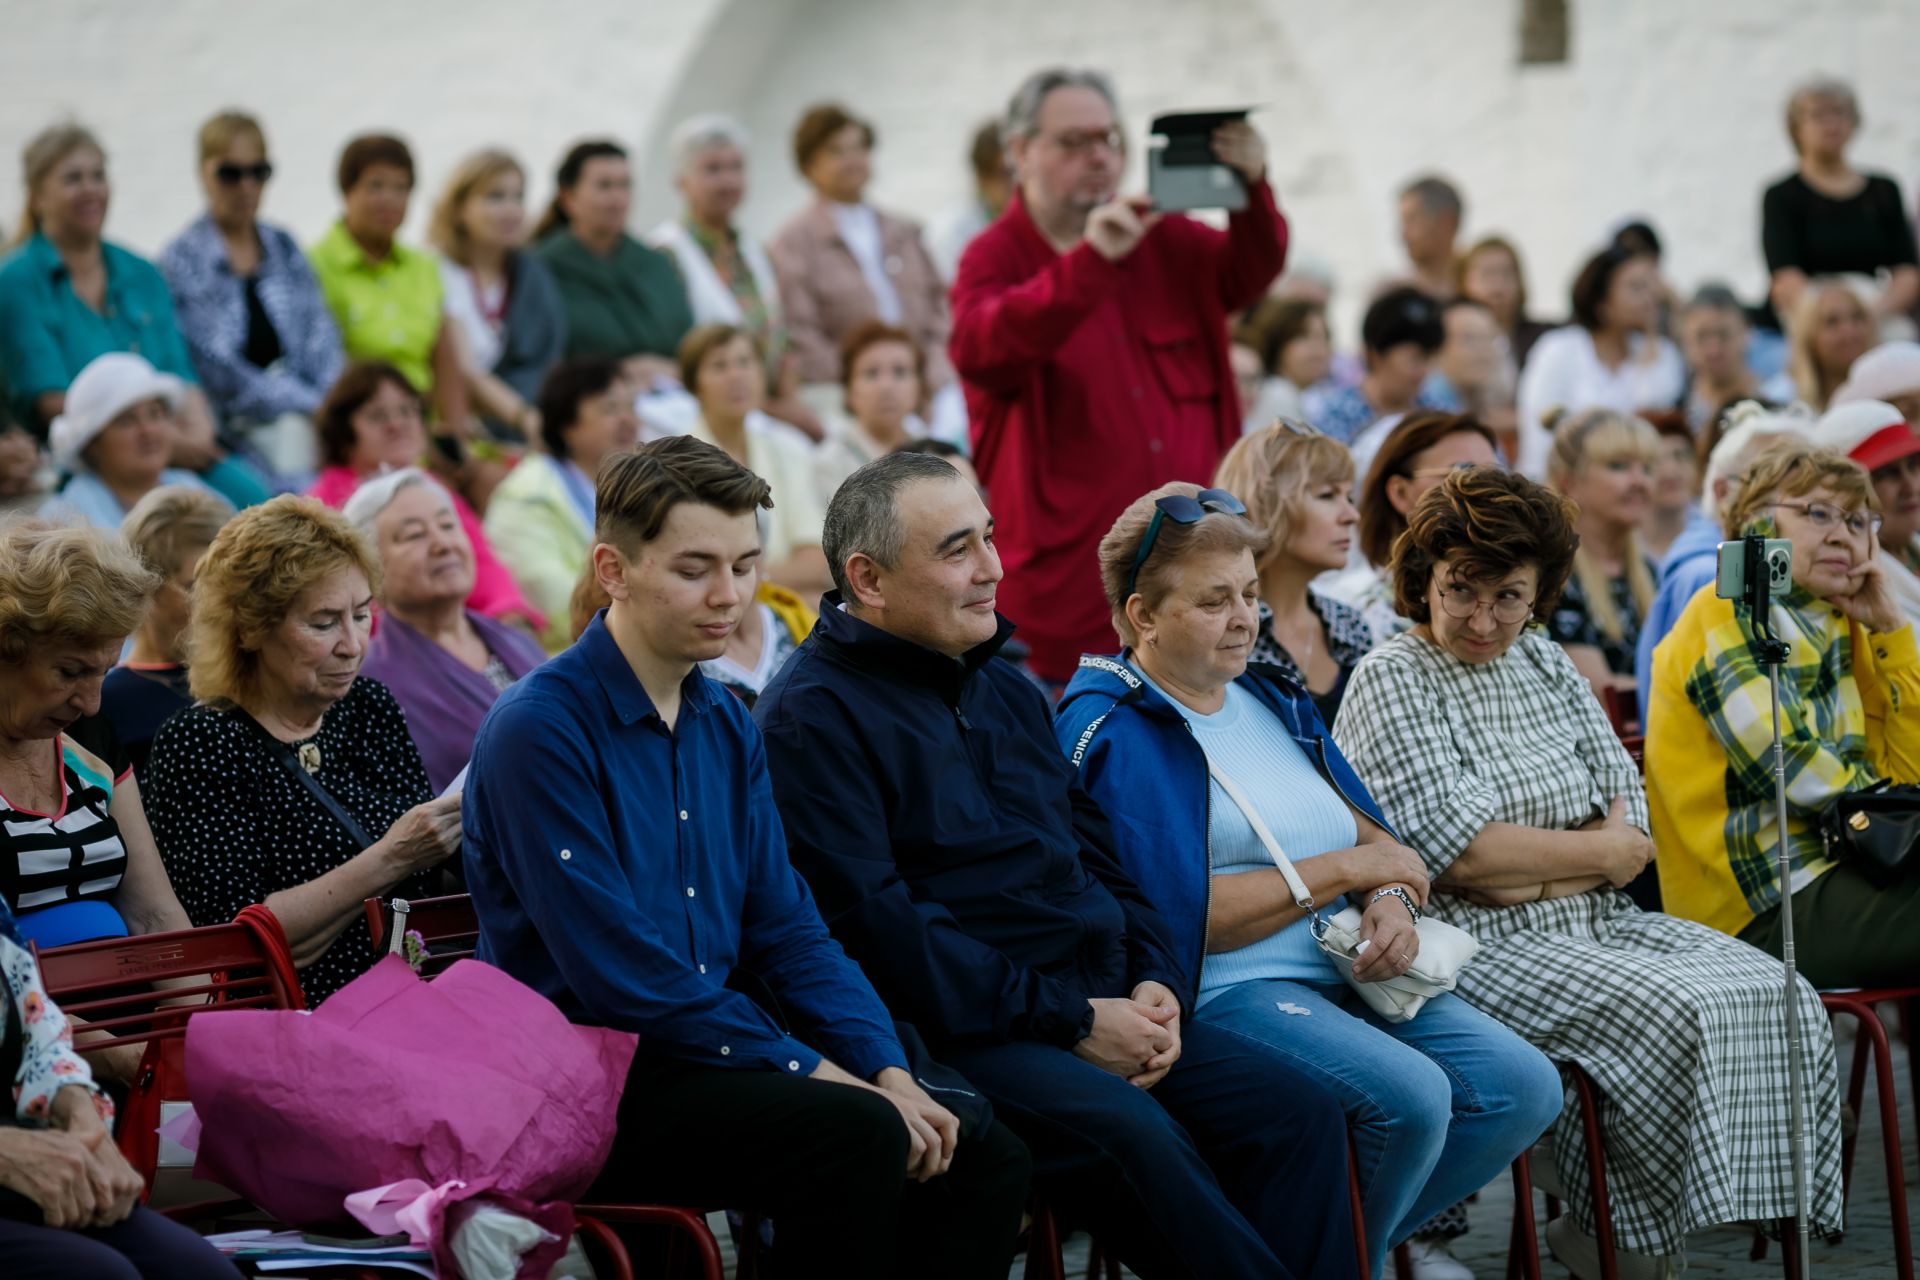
[
  {"x1": 1335, "y1": 465, "x2": 1845, "y2": 1280},
  {"x1": 161, "y1": 110, "x2": 344, "y2": 482},
  {"x1": 1648, "y1": 439, "x2": 1920, "y2": 988}
]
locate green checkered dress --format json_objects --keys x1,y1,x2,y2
[{"x1": 1334, "y1": 627, "x2": 1844, "y2": 1255}]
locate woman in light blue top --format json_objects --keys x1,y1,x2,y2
[
  {"x1": 38, "y1": 352, "x2": 231, "y2": 529},
  {"x1": 1056, "y1": 482, "x2": 1561, "y2": 1276}
]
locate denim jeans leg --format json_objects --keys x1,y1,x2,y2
[{"x1": 1197, "y1": 978, "x2": 1452, "y2": 1274}]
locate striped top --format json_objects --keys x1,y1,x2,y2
[{"x1": 0, "y1": 734, "x2": 129, "y2": 916}]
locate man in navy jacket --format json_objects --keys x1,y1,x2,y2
[
  {"x1": 465, "y1": 438, "x2": 1029, "y2": 1280},
  {"x1": 756, "y1": 452, "x2": 1357, "y2": 1280}
]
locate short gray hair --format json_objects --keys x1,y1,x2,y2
[
  {"x1": 1703, "y1": 402, "x2": 1810, "y2": 515},
  {"x1": 822, "y1": 452, "x2": 969, "y2": 600},
  {"x1": 1004, "y1": 67, "x2": 1120, "y2": 142},
  {"x1": 669, "y1": 113, "x2": 751, "y2": 176},
  {"x1": 341, "y1": 466, "x2": 445, "y2": 535}
]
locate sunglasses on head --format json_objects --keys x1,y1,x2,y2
[
  {"x1": 1123, "y1": 488, "x2": 1249, "y2": 599},
  {"x1": 214, "y1": 161, "x2": 274, "y2": 186}
]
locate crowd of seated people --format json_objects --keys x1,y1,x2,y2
[{"x1": 4, "y1": 62, "x2": 1914, "y2": 1280}]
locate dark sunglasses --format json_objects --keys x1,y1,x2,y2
[
  {"x1": 214, "y1": 161, "x2": 274, "y2": 186},
  {"x1": 1123, "y1": 488, "x2": 1249, "y2": 599}
]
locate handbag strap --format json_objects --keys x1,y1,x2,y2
[
  {"x1": 233, "y1": 709, "x2": 375, "y2": 850},
  {"x1": 1204, "y1": 753, "x2": 1324, "y2": 927}
]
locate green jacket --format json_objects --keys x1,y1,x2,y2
[
  {"x1": 483, "y1": 452, "x2": 591, "y2": 652},
  {"x1": 534, "y1": 231, "x2": 693, "y2": 362}
]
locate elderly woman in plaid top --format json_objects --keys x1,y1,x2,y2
[
  {"x1": 1334, "y1": 466, "x2": 1843, "y2": 1280},
  {"x1": 1649, "y1": 440, "x2": 1920, "y2": 984}
]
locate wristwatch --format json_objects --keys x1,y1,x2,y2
[{"x1": 1371, "y1": 885, "x2": 1421, "y2": 925}]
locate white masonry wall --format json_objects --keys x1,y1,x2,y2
[{"x1": 2, "y1": 0, "x2": 1916, "y2": 344}]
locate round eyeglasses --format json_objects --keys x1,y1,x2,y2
[{"x1": 1434, "y1": 581, "x2": 1534, "y2": 625}]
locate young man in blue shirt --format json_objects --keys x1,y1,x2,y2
[
  {"x1": 463, "y1": 436, "x2": 1028, "y2": 1278},
  {"x1": 755, "y1": 452, "x2": 1358, "y2": 1280}
]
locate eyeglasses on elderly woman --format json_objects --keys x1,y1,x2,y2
[
  {"x1": 1123, "y1": 488, "x2": 1248, "y2": 598},
  {"x1": 1770, "y1": 500, "x2": 1881, "y2": 540},
  {"x1": 1433, "y1": 576, "x2": 1535, "y2": 625}
]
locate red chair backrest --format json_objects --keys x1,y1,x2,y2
[
  {"x1": 363, "y1": 893, "x2": 479, "y2": 976},
  {"x1": 1601, "y1": 685, "x2": 1641, "y2": 739},
  {"x1": 33, "y1": 907, "x2": 304, "y2": 1184}
]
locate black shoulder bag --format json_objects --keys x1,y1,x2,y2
[
  {"x1": 234, "y1": 711, "x2": 373, "y2": 850},
  {"x1": 1820, "y1": 780, "x2": 1920, "y2": 888}
]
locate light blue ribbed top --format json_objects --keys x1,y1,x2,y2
[{"x1": 1133, "y1": 668, "x2": 1355, "y2": 1006}]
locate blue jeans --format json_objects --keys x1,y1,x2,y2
[
  {"x1": 943, "y1": 1017, "x2": 1357, "y2": 1280},
  {"x1": 1198, "y1": 980, "x2": 1563, "y2": 1274}
]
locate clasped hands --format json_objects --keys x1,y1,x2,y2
[
  {"x1": 1073, "y1": 981, "x2": 1183, "y2": 1089},
  {"x1": 0, "y1": 1085, "x2": 144, "y2": 1230}
]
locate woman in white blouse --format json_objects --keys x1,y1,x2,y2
[{"x1": 1516, "y1": 245, "x2": 1684, "y2": 479}]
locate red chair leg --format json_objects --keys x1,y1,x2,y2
[
  {"x1": 574, "y1": 1216, "x2": 634, "y2": 1280},
  {"x1": 1777, "y1": 1217, "x2": 1800, "y2": 1280},
  {"x1": 1567, "y1": 1066, "x2": 1620, "y2": 1280},
  {"x1": 1906, "y1": 996, "x2": 1920, "y2": 1160},
  {"x1": 1839, "y1": 1014, "x2": 1872, "y2": 1208},
  {"x1": 1349, "y1": 1135, "x2": 1371, "y2": 1280},
  {"x1": 1025, "y1": 1202, "x2": 1065, "y2": 1280},
  {"x1": 575, "y1": 1204, "x2": 724, "y2": 1280},
  {"x1": 1508, "y1": 1150, "x2": 1543, "y2": 1280},
  {"x1": 1823, "y1": 995, "x2": 1916, "y2": 1280},
  {"x1": 1393, "y1": 1240, "x2": 1413, "y2": 1280}
]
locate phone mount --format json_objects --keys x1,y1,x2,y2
[{"x1": 1740, "y1": 534, "x2": 1792, "y2": 666}]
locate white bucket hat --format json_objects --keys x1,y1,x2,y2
[{"x1": 48, "y1": 352, "x2": 185, "y2": 471}]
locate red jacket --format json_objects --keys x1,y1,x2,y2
[{"x1": 950, "y1": 184, "x2": 1287, "y2": 682}]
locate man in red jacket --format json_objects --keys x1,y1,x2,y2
[{"x1": 950, "y1": 68, "x2": 1288, "y2": 685}]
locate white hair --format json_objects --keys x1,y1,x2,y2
[
  {"x1": 669, "y1": 113, "x2": 751, "y2": 176},
  {"x1": 1703, "y1": 402, "x2": 1812, "y2": 517},
  {"x1": 341, "y1": 467, "x2": 448, "y2": 535}
]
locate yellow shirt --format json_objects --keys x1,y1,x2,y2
[
  {"x1": 307, "y1": 221, "x2": 443, "y2": 391},
  {"x1": 1647, "y1": 583, "x2": 1920, "y2": 936}
]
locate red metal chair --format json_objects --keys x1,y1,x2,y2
[
  {"x1": 364, "y1": 894, "x2": 742, "y2": 1280},
  {"x1": 34, "y1": 905, "x2": 305, "y2": 1183},
  {"x1": 1818, "y1": 986, "x2": 1917, "y2": 1280}
]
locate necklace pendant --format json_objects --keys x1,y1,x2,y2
[{"x1": 297, "y1": 743, "x2": 323, "y2": 775}]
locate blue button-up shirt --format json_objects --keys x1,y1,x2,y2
[{"x1": 463, "y1": 613, "x2": 906, "y2": 1079}]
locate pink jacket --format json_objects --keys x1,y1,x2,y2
[
  {"x1": 307, "y1": 466, "x2": 545, "y2": 632},
  {"x1": 768, "y1": 199, "x2": 952, "y2": 387}
]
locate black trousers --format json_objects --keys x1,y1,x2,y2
[
  {"x1": 589, "y1": 1055, "x2": 1031, "y2": 1279},
  {"x1": 1738, "y1": 857, "x2": 1920, "y2": 988}
]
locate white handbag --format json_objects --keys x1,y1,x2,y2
[{"x1": 1204, "y1": 754, "x2": 1479, "y2": 1022}]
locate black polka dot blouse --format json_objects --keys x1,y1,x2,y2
[{"x1": 144, "y1": 677, "x2": 438, "y2": 1004}]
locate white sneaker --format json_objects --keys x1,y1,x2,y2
[
  {"x1": 1405, "y1": 1238, "x2": 1475, "y2": 1280},
  {"x1": 1544, "y1": 1215, "x2": 1682, "y2": 1280}
]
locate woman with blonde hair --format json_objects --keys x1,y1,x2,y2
[
  {"x1": 144, "y1": 495, "x2": 461, "y2": 1004},
  {"x1": 160, "y1": 108, "x2": 343, "y2": 480},
  {"x1": 1543, "y1": 408, "x2": 1660, "y2": 693},
  {"x1": 1214, "y1": 420, "x2": 1372, "y2": 722},
  {"x1": 0, "y1": 521, "x2": 194, "y2": 952},
  {"x1": 101, "y1": 483, "x2": 232, "y2": 776},
  {"x1": 428, "y1": 149, "x2": 566, "y2": 443},
  {"x1": 1785, "y1": 276, "x2": 1875, "y2": 411},
  {"x1": 0, "y1": 122, "x2": 262, "y2": 508}
]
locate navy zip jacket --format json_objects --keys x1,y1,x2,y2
[
  {"x1": 754, "y1": 600, "x2": 1186, "y2": 1051},
  {"x1": 1054, "y1": 653, "x2": 1395, "y2": 1012}
]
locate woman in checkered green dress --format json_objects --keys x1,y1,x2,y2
[{"x1": 1334, "y1": 466, "x2": 1843, "y2": 1277}]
